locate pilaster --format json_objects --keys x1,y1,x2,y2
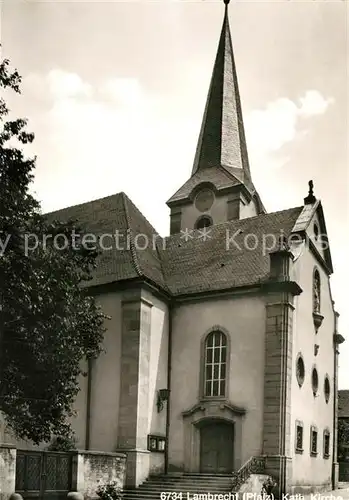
[
  {"x1": 117, "y1": 290, "x2": 153, "y2": 487},
  {"x1": 262, "y1": 247, "x2": 301, "y2": 496}
]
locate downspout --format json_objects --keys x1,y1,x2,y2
[
  {"x1": 85, "y1": 358, "x2": 92, "y2": 450},
  {"x1": 332, "y1": 310, "x2": 341, "y2": 490},
  {"x1": 164, "y1": 302, "x2": 173, "y2": 475},
  {"x1": 333, "y1": 329, "x2": 337, "y2": 490}
]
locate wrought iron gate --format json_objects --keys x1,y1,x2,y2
[{"x1": 15, "y1": 450, "x2": 73, "y2": 500}]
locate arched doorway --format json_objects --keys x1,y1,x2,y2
[{"x1": 199, "y1": 420, "x2": 234, "y2": 473}]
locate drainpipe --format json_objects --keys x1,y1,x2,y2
[
  {"x1": 164, "y1": 302, "x2": 173, "y2": 475},
  {"x1": 332, "y1": 310, "x2": 341, "y2": 490},
  {"x1": 85, "y1": 358, "x2": 92, "y2": 450},
  {"x1": 333, "y1": 337, "x2": 337, "y2": 489}
]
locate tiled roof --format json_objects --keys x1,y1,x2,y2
[
  {"x1": 46, "y1": 193, "x2": 303, "y2": 297},
  {"x1": 161, "y1": 206, "x2": 303, "y2": 295},
  {"x1": 167, "y1": 167, "x2": 240, "y2": 205},
  {"x1": 46, "y1": 192, "x2": 166, "y2": 290},
  {"x1": 191, "y1": 6, "x2": 252, "y2": 182},
  {"x1": 339, "y1": 390, "x2": 349, "y2": 418}
]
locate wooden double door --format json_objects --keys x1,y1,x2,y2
[
  {"x1": 15, "y1": 450, "x2": 73, "y2": 500},
  {"x1": 200, "y1": 421, "x2": 234, "y2": 473}
]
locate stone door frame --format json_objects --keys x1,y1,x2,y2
[{"x1": 182, "y1": 400, "x2": 245, "y2": 472}]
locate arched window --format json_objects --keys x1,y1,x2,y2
[
  {"x1": 195, "y1": 216, "x2": 212, "y2": 230},
  {"x1": 313, "y1": 269, "x2": 321, "y2": 314},
  {"x1": 204, "y1": 331, "x2": 227, "y2": 397}
]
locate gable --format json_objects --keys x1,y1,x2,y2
[{"x1": 291, "y1": 201, "x2": 333, "y2": 274}]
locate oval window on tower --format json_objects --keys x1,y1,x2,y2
[{"x1": 195, "y1": 189, "x2": 215, "y2": 213}]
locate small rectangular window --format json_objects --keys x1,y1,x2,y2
[
  {"x1": 296, "y1": 424, "x2": 303, "y2": 453},
  {"x1": 310, "y1": 427, "x2": 318, "y2": 456},
  {"x1": 324, "y1": 431, "x2": 330, "y2": 458}
]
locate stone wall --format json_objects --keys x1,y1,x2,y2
[
  {"x1": 0, "y1": 445, "x2": 16, "y2": 500},
  {"x1": 72, "y1": 450, "x2": 126, "y2": 499}
]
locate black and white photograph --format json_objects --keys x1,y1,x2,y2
[{"x1": 0, "y1": 0, "x2": 347, "y2": 498}]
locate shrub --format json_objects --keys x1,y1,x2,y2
[
  {"x1": 47, "y1": 435, "x2": 77, "y2": 452},
  {"x1": 261, "y1": 476, "x2": 277, "y2": 496},
  {"x1": 96, "y1": 482, "x2": 123, "y2": 500}
]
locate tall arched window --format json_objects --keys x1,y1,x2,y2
[
  {"x1": 313, "y1": 269, "x2": 321, "y2": 313},
  {"x1": 204, "y1": 331, "x2": 227, "y2": 397}
]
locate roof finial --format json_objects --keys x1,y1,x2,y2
[
  {"x1": 304, "y1": 179, "x2": 316, "y2": 205},
  {"x1": 223, "y1": 0, "x2": 230, "y2": 4}
]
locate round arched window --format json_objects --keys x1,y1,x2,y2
[
  {"x1": 312, "y1": 367, "x2": 319, "y2": 395},
  {"x1": 195, "y1": 216, "x2": 212, "y2": 230},
  {"x1": 296, "y1": 354, "x2": 305, "y2": 387},
  {"x1": 324, "y1": 376, "x2": 330, "y2": 403}
]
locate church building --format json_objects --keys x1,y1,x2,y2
[{"x1": 4, "y1": 0, "x2": 344, "y2": 495}]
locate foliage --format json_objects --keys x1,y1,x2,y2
[
  {"x1": 338, "y1": 419, "x2": 349, "y2": 460},
  {"x1": 0, "y1": 56, "x2": 106, "y2": 443},
  {"x1": 47, "y1": 434, "x2": 77, "y2": 451},
  {"x1": 261, "y1": 476, "x2": 277, "y2": 497},
  {"x1": 96, "y1": 482, "x2": 123, "y2": 500}
]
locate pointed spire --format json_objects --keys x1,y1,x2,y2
[{"x1": 192, "y1": 0, "x2": 252, "y2": 188}]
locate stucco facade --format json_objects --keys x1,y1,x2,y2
[
  {"x1": 169, "y1": 295, "x2": 265, "y2": 473},
  {"x1": 1, "y1": 2, "x2": 343, "y2": 496}
]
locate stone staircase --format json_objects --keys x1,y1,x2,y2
[{"x1": 122, "y1": 473, "x2": 234, "y2": 499}]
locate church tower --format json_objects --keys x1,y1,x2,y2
[{"x1": 167, "y1": 0, "x2": 265, "y2": 235}]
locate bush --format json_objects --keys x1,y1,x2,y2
[
  {"x1": 47, "y1": 435, "x2": 77, "y2": 452},
  {"x1": 261, "y1": 476, "x2": 277, "y2": 496},
  {"x1": 96, "y1": 482, "x2": 123, "y2": 500}
]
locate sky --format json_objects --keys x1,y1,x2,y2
[{"x1": 1, "y1": 0, "x2": 348, "y2": 385}]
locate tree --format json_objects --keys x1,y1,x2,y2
[
  {"x1": 338, "y1": 419, "x2": 349, "y2": 460},
  {"x1": 0, "y1": 57, "x2": 106, "y2": 444}
]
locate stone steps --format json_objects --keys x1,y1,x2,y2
[{"x1": 123, "y1": 473, "x2": 233, "y2": 499}]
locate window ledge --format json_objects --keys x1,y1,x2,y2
[
  {"x1": 200, "y1": 397, "x2": 226, "y2": 402},
  {"x1": 310, "y1": 451, "x2": 318, "y2": 457},
  {"x1": 295, "y1": 448, "x2": 303, "y2": 454}
]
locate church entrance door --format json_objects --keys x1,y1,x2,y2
[{"x1": 199, "y1": 421, "x2": 234, "y2": 473}]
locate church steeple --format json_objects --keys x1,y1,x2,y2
[
  {"x1": 192, "y1": 0, "x2": 253, "y2": 190},
  {"x1": 167, "y1": 0, "x2": 265, "y2": 235}
]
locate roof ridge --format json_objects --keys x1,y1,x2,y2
[
  {"x1": 121, "y1": 192, "x2": 143, "y2": 277},
  {"x1": 122, "y1": 192, "x2": 163, "y2": 239},
  {"x1": 45, "y1": 191, "x2": 125, "y2": 216}
]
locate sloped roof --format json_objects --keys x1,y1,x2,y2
[
  {"x1": 167, "y1": 167, "x2": 240, "y2": 205},
  {"x1": 46, "y1": 194, "x2": 302, "y2": 297},
  {"x1": 191, "y1": 4, "x2": 254, "y2": 194},
  {"x1": 161, "y1": 206, "x2": 303, "y2": 295},
  {"x1": 47, "y1": 192, "x2": 166, "y2": 290},
  {"x1": 339, "y1": 390, "x2": 349, "y2": 418}
]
